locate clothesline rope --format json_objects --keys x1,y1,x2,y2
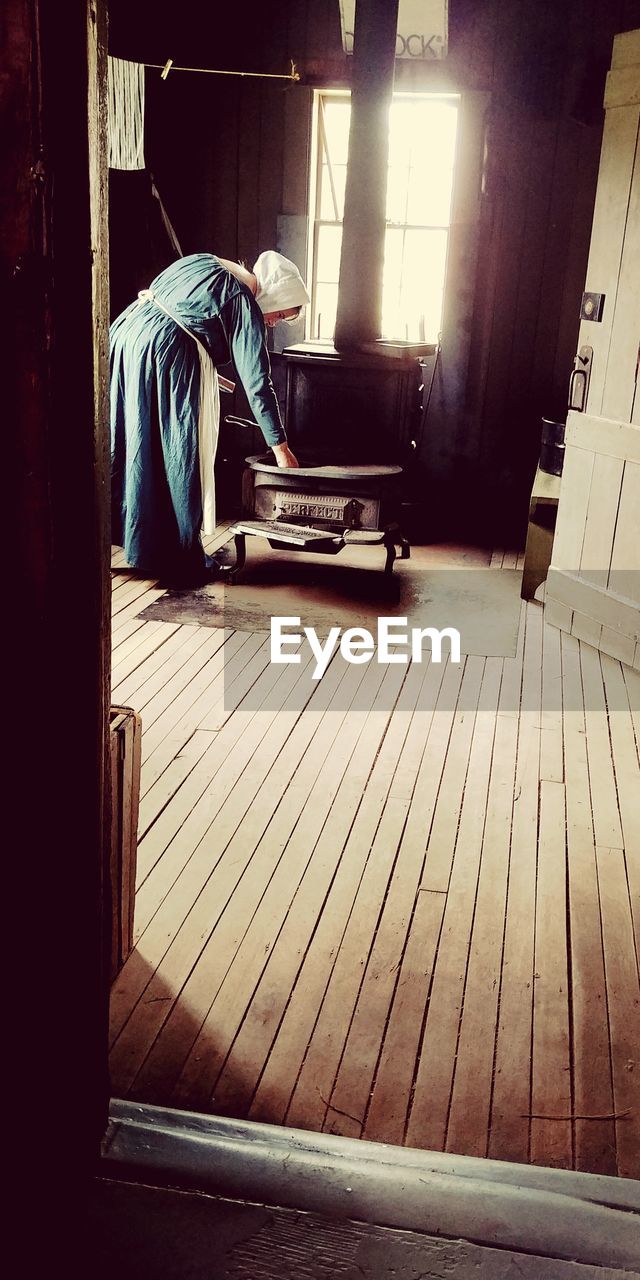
[{"x1": 144, "y1": 58, "x2": 300, "y2": 82}]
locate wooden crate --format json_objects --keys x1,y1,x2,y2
[{"x1": 109, "y1": 706, "x2": 142, "y2": 981}]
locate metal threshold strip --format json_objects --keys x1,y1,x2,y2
[{"x1": 101, "y1": 1100, "x2": 640, "y2": 1273}]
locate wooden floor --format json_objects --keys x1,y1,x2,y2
[{"x1": 109, "y1": 531, "x2": 640, "y2": 1179}]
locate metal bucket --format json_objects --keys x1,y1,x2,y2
[{"x1": 540, "y1": 418, "x2": 565, "y2": 476}]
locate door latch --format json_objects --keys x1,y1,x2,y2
[{"x1": 568, "y1": 345, "x2": 593, "y2": 412}]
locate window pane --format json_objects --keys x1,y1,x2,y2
[
  {"x1": 314, "y1": 282, "x2": 339, "y2": 341},
  {"x1": 311, "y1": 94, "x2": 459, "y2": 343},
  {"x1": 388, "y1": 101, "x2": 413, "y2": 169},
  {"x1": 381, "y1": 227, "x2": 405, "y2": 324},
  {"x1": 319, "y1": 164, "x2": 347, "y2": 221},
  {"x1": 316, "y1": 224, "x2": 343, "y2": 284},
  {"x1": 404, "y1": 102, "x2": 458, "y2": 225},
  {"x1": 321, "y1": 99, "x2": 351, "y2": 165},
  {"x1": 406, "y1": 161, "x2": 454, "y2": 227},
  {"x1": 386, "y1": 165, "x2": 410, "y2": 224},
  {"x1": 381, "y1": 228, "x2": 448, "y2": 342}
]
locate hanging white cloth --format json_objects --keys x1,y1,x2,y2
[
  {"x1": 137, "y1": 289, "x2": 219, "y2": 536},
  {"x1": 108, "y1": 57, "x2": 145, "y2": 171}
]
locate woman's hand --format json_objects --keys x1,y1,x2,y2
[{"x1": 272, "y1": 443, "x2": 299, "y2": 468}]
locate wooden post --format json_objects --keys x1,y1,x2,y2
[
  {"x1": 334, "y1": 0, "x2": 399, "y2": 350},
  {"x1": 3, "y1": 0, "x2": 111, "y2": 1183}
]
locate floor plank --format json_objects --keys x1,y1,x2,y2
[
  {"x1": 580, "y1": 644, "x2": 624, "y2": 850},
  {"x1": 109, "y1": 650, "x2": 319, "y2": 1054},
  {"x1": 111, "y1": 622, "x2": 181, "y2": 684},
  {"x1": 250, "y1": 661, "x2": 458, "y2": 1130},
  {"x1": 445, "y1": 706, "x2": 520, "y2": 1157},
  {"x1": 540, "y1": 613, "x2": 564, "y2": 783},
  {"x1": 172, "y1": 658, "x2": 398, "y2": 1115},
  {"x1": 530, "y1": 779, "x2": 572, "y2": 1169},
  {"x1": 405, "y1": 659, "x2": 502, "y2": 1153},
  {"x1": 112, "y1": 624, "x2": 210, "y2": 705},
  {"x1": 108, "y1": 550, "x2": 639, "y2": 1179},
  {"x1": 562, "y1": 629, "x2": 617, "y2": 1176},
  {"x1": 133, "y1": 649, "x2": 299, "y2": 899},
  {"x1": 488, "y1": 603, "x2": 542, "y2": 1165},
  {"x1": 600, "y1": 652, "x2": 640, "y2": 962},
  {"x1": 596, "y1": 842, "x2": 640, "y2": 1178},
  {"x1": 325, "y1": 659, "x2": 469, "y2": 1142},
  {"x1": 285, "y1": 660, "x2": 468, "y2": 1136},
  {"x1": 138, "y1": 630, "x2": 255, "y2": 792}
]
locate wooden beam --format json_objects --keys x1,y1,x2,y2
[
  {"x1": 3, "y1": 0, "x2": 111, "y2": 1174},
  {"x1": 612, "y1": 28, "x2": 640, "y2": 69},
  {"x1": 604, "y1": 65, "x2": 640, "y2": 109},
  {"x1": 565, "y1": 412, "x2": 640, "y2": 463}
]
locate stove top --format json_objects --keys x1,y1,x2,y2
[{"x1": 246, "y1": 454, "x2": 403, "y2": 480}]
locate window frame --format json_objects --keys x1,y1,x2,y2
[{"x1": 307, "y1": 88, "x2": 461, "y2": 344}]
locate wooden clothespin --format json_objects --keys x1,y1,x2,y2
[{"x1": 160, "y1": 58, "x2": 173, "y2": 80}]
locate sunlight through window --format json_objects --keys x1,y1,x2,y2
[{"x1": 309, "y1": 93, "x2": 459, "y2": 343}]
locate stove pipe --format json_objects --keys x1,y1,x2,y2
[{"x1": 334, "y1": 0, "x2": 400, "y2": 351}]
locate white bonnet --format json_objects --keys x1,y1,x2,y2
[{"x1": 253, "y1": 251, "x2": 310, "y2": 315}]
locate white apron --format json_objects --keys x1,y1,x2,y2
[{"x1": 137, "y1": 288, "x2": 219, "y2": 536}]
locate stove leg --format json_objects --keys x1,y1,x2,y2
[
  {"x1": 228, "y1": 533, "x2": 246, "y2": 585},
  {"x1": 382, "y1": 524, "x2": 411, "y2": 577},
  {"x1": 384, "y1": 535, "x2": 397, "y2": 577}
]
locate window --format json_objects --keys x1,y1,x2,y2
[{"x1": 308, "y1": 92, "x2": 460, "y2": 343}]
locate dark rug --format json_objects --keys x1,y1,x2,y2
[{"x1": 136, "y1": 540, "x2": 523, "y2": 658}]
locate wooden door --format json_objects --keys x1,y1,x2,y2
[{"x1": 546, "y1": 29, "x2": 640, "y2": 669}]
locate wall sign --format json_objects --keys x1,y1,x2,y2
[{"x1": 339, "y1": 0, "x2": 448, "y2": 60}]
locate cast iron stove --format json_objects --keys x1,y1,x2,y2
[{"x1": 224, "y1": 450, "x2": 410, "y2": 582}]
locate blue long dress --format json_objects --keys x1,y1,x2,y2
[{"x1": 110, "y1": 253, "x2": 286, "y2": 577}]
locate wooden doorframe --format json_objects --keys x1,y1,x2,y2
[{"x1": 3, "y1": 0, "x2": 112, "y2": 1173}]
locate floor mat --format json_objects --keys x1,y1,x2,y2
[{"x1": 136, "y1": 541, "x2": 523, "y2": 658}]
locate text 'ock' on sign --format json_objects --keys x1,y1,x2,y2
[{"x1": 339, "y1": 0, "x2": 448, "y2": 60}]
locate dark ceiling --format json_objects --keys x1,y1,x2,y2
[{"x1": 108, "y1": 0, "x2": 290, "y2": 70}]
